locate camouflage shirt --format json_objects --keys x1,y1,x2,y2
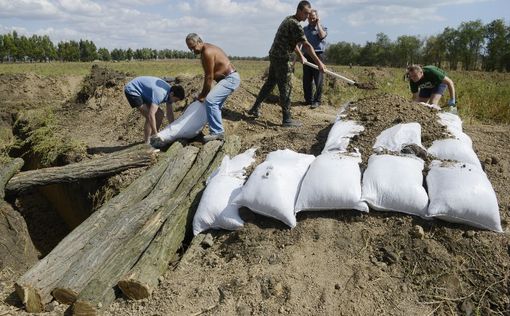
[{"x1": 269, "y1": 15, "x2": 306, "y2": 61}]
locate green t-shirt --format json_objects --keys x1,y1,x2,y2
[
  {"x1": 269, "y1": 15, "x2": 306, "y2": 60},
  {"x1": 409, "y1": 66, "x2": 446, "y2": 93}
]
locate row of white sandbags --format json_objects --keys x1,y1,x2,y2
[
  {"x1": 362, "y1": 117, "x2": 502, "y2": 232},
  {"x1": 428, "y1": 112, "x2": 480, "y2": 168},
  {"x1": 193, "y1": 115, "x2": 502, "y2": 234},
  {"x1": 361, "y1": 154, "x2": 502, "y2": 232},
  {"x1": 193, "y1": 120, "x2": 368, "y2": 234}
]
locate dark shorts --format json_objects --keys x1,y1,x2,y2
[
  {"x1": 124, "y1": 91, "x2": 144, "y2": 108},
  {"x1": 419, "y1": 83, "x2": 447, "y2": 98}
]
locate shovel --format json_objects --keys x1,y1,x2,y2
[{"x1": 303, "y1": 61, "x2": 376, "y2": 90}]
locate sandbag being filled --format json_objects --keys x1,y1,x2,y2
[
  {"x1": 157, "y1": 100, "x2": 208, "y2": 143},
  {"x1": 295, "y1": 152, "x2": 368, "y2": 213},
  {"x1": 426, "y1": 161, "x2": 502, "y2": 232},
  {"x1": 193, "y1": 148, "x2": 257, "y2": 235},
  {"x1": 233, "y1": 149, "x2": 315, "y2": 228}
]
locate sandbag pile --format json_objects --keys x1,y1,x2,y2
[
  {"x1": 194, "y1": 108, "x2": 502, "y2": 233},
  {"x1": 425, "y1": 112, "x2": 502, "y2": 232},
  {"x1": 361, "y1": 123, "x2": 429, "y2": 217},
  {"x1": 193, "y1": 148, "x2": 256, "y2": 235},
  {"x1": 296, "y1": 120, "x2": 367, "y2": 214}
]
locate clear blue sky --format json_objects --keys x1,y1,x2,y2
[{"x1": 0, "y1": 0, "x2": 508, "y2": 57}]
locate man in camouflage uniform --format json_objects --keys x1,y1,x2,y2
[{"x1": 248, "y1": 0, "x2": 326, "y2": 127}]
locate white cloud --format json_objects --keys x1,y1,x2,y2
[
  {"x1": 56, "y1": 0, "x2": 102, "y2": 16},
  {"x1": 0, "y1": 0, "x2": 60, "y2": 19},
  {"x1": 177, "y1": 2, "x2": 192, "y2": 12},
  {"x1": 346, "y1": 5, "x2": 443, "y2": 27},
  {"x1": 0, "y1": 0, "x2": 504, "y2": 56},
  {"x1": 0, "y1": 24, "x2": 29, "y2": 34},
  {"x1": 197, "y1": 0, "x2": 257, "y2": 16}
]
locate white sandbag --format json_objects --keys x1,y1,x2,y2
[
  {"x1": 437, "y1": 112, "x2": 473, "y2": 146},
  {"x1": 193, "y1": 148, "x2": 257, "y2": 235},
  {"x1": 427, "y1": 161, "x2": 502, "y2": 232},
  {"x1": 437, "y1": 112, "x2": 463, "y2": 131},
  {"x1": 373, "y1": 123, "x2": 423, "y2": 153},
  {"x1": 322, "y1": 120, "x2": 364, "y2": 153},
  {"x1": 448, "y1": 129, "x2": 473, "y2": 147},
  {"x1": 233, "y1": 149, "x2": 315, "y2": 228},
  {"x1": 427, "y1": 139, "x2": 481, "y2": 169},
  {"x1": 295, "y1": 152, "x2": 368, "y2": 213},
  {"x1": 157, "y1": 100, "x2": 208, "y2": 142},
  {"x1": 361, "y1": 154, "x2": 428, "y2": 217}
]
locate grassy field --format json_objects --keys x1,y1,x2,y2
[{"x1": 1, "y1": 59, "x2": 509, "y2": 124}]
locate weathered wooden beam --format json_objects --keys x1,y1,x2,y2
[
  {"x1": 0, "y1": 200, "x2": 38, "y2": 272},
  {"x1": 71, "y1": 140, "x2": 226, "y2": 315},
  {"x1": 118, "y1": 137, "x2": 241, "y2": 300},
  {"x1": 52, "y1": 145, "x2": 200, "y2": 305},
  {"x1": 14, "y1": 142, "x2": 182, "y2": 313},
  {"x1": 6, "y1": 144, "x2": 156, "y2": 195},
  {"x1": 0, "y1": 158, "x2": 24, "y2": 199}
]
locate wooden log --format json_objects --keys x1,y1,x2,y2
[
  {"x1": 52, "y1": 145, "x2": 200, "y2": 305},
  {"x1": 118, "y1": 137, "x2": 241, "y2": 299},
  {"x1": 5, "y1": 144, "x2": 156, "y2": 195},
  {"x1": 0, "y1": 200, "x2": 38, "y2": 272},
  {"x1": 72, "y1": 140, "x2": 226, "y2": 315},
  {"x1": 0, "y1": 158, "x2": 24, "y2": 199},
  {"x1": 14, "y1": 142, "x2": 182, "y2": 313}
]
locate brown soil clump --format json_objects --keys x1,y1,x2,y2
[{"x1": 344, "y1": 93, "x2": 447, "y2": 165}]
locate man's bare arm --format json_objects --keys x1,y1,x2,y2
[
  {"x1": 198, "y1": 48, "x2": 215, "y2": 102},
  {"x1": 165, "y1": 102, "x2": 175, "y2": 123},
  {"x1": 294, "y1": 45, "x2": 306, "y2": 64}
]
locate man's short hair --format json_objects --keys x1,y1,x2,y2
[
  {"x1": 185, "y1": 33, "x2": 202, "y2": 45},
  {"x1": 297, "y1": 1, "x2": 311, "y2": 11},
  {"x1": 407, "y1": 64, "x2": 422, "y2": 73},
  {"x1": 170, "y1": 85, "x2": 185, "y2": 100}
]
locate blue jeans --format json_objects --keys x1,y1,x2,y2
[
  {"x1": 419, "y1": 83, "x2": 447, "y2": 98},
  {"x1": 205, "y1": 72, "x2": 240, "y2": 135}
]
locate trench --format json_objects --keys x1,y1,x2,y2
[{"x1": 7, "y1": 121, "x2": 107, "y2": 258}]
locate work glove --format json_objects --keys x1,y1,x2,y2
[{"x1": 448, "y1": 98, "x2": 456, "y2": 106}]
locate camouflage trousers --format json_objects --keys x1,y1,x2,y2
[{"x1": 253, "y1": 57, "x2": 293, "y2": 121}]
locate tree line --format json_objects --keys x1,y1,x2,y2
[
  {"x1": 0, "y1": 31, "x2": 194, "y2": 62},
  {"x1": 2, "y1": 18, "x2": 509, "y2": 71},
  {"x1": 325, "y1": 19, "x2": 510, "y2": 72}
]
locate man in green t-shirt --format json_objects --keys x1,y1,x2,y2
[
  {"x1": 406, "y1": 65, "x2": 457, "y2": 113},
  {"x1": 247, "y1": 0, "x2": 326, "y2": 127}
]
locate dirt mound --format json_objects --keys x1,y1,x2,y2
[
  {"x1": 344, "y1": 93, "x2": 447, "y2": 165},
  {"x1": 75, "y1": 65, "x2": 129, "y2": 103}
]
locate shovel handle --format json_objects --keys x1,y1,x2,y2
[{"x1": 303, "y1": 61, "x2": 356, "y2": 85}]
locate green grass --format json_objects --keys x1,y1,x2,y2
[
  {"x1": 11, "y1": 108, "x2": 85, "y2": 167},
  {"x1": 1, "y1": 60, "x2": 509, "y2": 124}
]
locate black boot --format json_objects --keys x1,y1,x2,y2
[
  {"x1": 247, "y1": 104, "x2": 260, "y2": 118},
  {"x1": 282, "y1": 110, "x2": 302, "y2": 127}
]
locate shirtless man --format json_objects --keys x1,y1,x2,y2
[{"x1": 185, "y1": 33, "x2": 241, "y2": 141}]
